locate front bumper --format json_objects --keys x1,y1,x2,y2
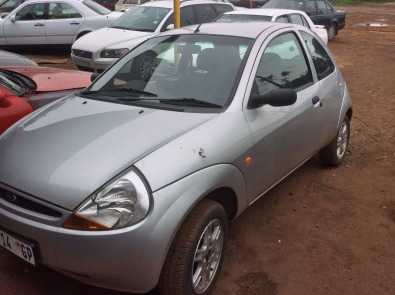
[
  {"x1": 71, "y1": 54, "x2": 116, "y2": 73},
  {"x1": 0, "y1": 182, "x2": 183, "y2": 293}
]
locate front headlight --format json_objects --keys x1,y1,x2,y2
[
  {"x1": 100, "y1": 48, "x2": 129, "y2": 58},
  {"x1": 64, "y1": 169, "x2": 151, "y2": 231}
]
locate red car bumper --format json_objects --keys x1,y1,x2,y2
[{"x1": 0, "y1": 96, "x2": 33, "y2": 134}]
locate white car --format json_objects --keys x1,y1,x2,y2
[
  {"x1": 217, "y1": 8, "x2": 328, "y2": 44},
  {"x1": 71, "y1": 0, "x2": 234, "y2": 72},
  {"x1": 0, "y1": 0, "x2": 122, "y2": 45}
]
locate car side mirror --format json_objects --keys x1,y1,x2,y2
[
  {"x1": 10, "y1": 14, "x2": 16, "y2": 23},
  {"x1": 166, "y1": 23, "x2": 175, "y2": 31},
  {"x1": 248, "y1": 89, "x2": 297, "y2": 109},
  {"x1": 90, "y1": 72, "x2": 99, "y2": 82}
]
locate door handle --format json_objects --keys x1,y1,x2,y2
[
  {"x1": 70, "y1": 22, "x2": 80, "y2": 25},
  {"x1": 34, "y1": 23, "x2": 45, "y2": 27},
  {"x1": 312, "y1": 96, "x2": 322, "y2": 108}
]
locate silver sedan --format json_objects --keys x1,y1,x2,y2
[{"x1": 0, "y1": 22, "x2": 352, "y2": 294}]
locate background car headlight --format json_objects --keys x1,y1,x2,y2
[
  {"x1": 64, "y1": 169, "x2": 150, "y2": 231},
  {"x1": 100, "y1": 48, "x2": 129, "y2": 58}
]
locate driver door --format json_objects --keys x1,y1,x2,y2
[
  {"x1": 242, "y1": 31, "x2": 323, "y2": 202},
  {"x1": 4, "y1": 2, "x2": 47, "y2": 45}
]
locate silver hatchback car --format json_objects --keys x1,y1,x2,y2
[{"x1": 0, "y1": 22, "x2": 352, "y2": 294}]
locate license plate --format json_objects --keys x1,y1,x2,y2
[{"x1": 0, "y1": 230, "x2": 36, "y2": 265}]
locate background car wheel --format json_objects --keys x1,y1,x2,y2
[
  {"x1": 327, "y1": 24, "x2": 337, "y2": 41},
  {"x1": 159, "y1": 199, "x2": 228, "y2": 295},
  {"x1": 320, "y1": 116, "x2": 351, "y2": 167},
  {"x1": 75, "y1": 31, "x2": 91, "y2": 40}
]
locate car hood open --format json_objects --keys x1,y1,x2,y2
[
  {"x1": 72, "y1": 27, "x2": 154, "y2": 52},
  {"x1": 0, "y1": 96, "x2": 215, "y2": 210}
]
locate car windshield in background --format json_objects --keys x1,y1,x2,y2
[
  {"x1": 0, "y1": 0, "x2": 23, "y2": 14},
  {"x1": 217, "y1": 14, "x2": 272, "y2": 23},
  {"x1": 83, "y1": 0, "x2": 110, "y2": 15},
  {"x1": 0, "y1": 71, "x2": 27, "y2": 96},
  {"x1": 112, "y1": 6, "x2": 170, "y2": 32},
  {"x1": 82, "y1": 34, "x2": 252, "y2": 111}
]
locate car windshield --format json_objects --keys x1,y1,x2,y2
[
  {"x1": 81, "y1": 34, "x2": 252, "y2": 111},
  {"x1": 0, "y1": 70, "x2": 30, "y2": 96},
  {"x1": 83, "y1": 0, "x2": 110, "y2": 15},
  {"x1": 216, "y1": 14, "x2": 272, "y2": 23},
  {"x1": 0, "y1": 0, "x2": 23, "y2": 13},
  {"x1": 111, "y1": 6, "x2": 170, "y2": 32}
]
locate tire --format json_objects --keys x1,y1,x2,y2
[
  {"x1": 327, "y1": 24, "x2": 337, "y2": 41},
  {"x1": 320, "y1": 116, "x2": 351, "y2": 167},
  {"x1": 159, "y1": 199, "x2": 228, "y2": 295}
]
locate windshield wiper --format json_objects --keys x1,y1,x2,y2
[
  {"x1": 161, "y1": 98, "x2": 222, "y2": 108},
  {"x1": 256, "y1": 75, "x2": 284, "y2": 88},
  {"x1": 81, "y1": 88, "x2": 157, "y2": 97},
  {"x1": 112, "y1": 87, "x2": 158, "y2": 97}
]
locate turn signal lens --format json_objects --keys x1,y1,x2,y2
[{"x1": 64, "y1": 213, "x2": 109, "y2": 231}]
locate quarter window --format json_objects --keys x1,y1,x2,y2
[
  {"x1": 252, "y1": 32, "x2": 313, "y2": 99},
  {"x1": 301, "y1": 31, "x2": 335, "y2": 80},
  {"x1": 49, "y1": 3, "x2": 82, "y2": 19},
  {"x1": 15, "y1": 3, "x2": 46, "y2": 21},
  {"x1": 300, "y1": 15, "x2": 310, "y2": 28}
]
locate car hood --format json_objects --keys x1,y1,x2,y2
[
  {"x1": 4, "y1": 67, "x2": 91, "y2": 92},
  {"x1": 72, "y1": 27, "x2": 154, "y2": 52},
  {"x1": 0, "y1": 96, "x2": 215, "y2": 210}
]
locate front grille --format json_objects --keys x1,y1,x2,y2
[
  {"x1": 72, "y1": 49, "x2": 93, "y2": 59},
  {"x1": 0, "y1": 188, "x2": 62, "y2": 218}
]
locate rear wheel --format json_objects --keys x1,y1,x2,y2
[
  {"x1": 159, "y1": 199, "x2": 228, "y2": 295},
  {"x1": 320, "y1": 116, "x2": 350, "y2": 166}
]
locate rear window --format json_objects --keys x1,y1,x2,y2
[{"x1": 83, "y1": 0, "x2": 111, "y2": 15}]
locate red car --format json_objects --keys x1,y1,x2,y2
[{"x1": 0, "y1": 67, "x2": 91, "y2": 134}]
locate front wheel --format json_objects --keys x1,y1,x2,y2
[
  {"x1": 159, "y1": 199, "x2": 228, "y2": 295},
  {"x1": 320, "y1": 116, "x2": 351, "y2": 166}
]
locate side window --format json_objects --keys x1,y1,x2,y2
[
  {"x1": 276, "y1": 15, "x2": 289, "y2": 23},
  {"x1": 213, "y1": 4, "x2": 233, "y2": 15},
  {"x1": 252, "y1": 33, "x2": 313, "y2": 98},
  {"x1": 15, "y1": 3, "x2": 46, "y2": 21},
  {"x1": 48, "y1": 3, "x2": 82, "y2": 19},
  {"x1": 288, "y1": 14, "x2": 304, "y2": 26},
  {"x1": 300, "y1": 15, "x2": 310, "y2": 28},
  {"x1": 304, "y1": 0, "x2": 317, "y2": 16},
  {"x1": 316, "y1": 0, "x2": 329, "y2": 15},
  {"x1": 180, "y1": 6, "x2": 196, "y2": 26},
  {"x1": 194, "y1": 4, "x2": 217, "y2": 23},
  {"x1": 301, "y1": 31, "x2": 335, "y2": 80}
]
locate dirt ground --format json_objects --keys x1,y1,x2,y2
[{"x1": 1, "y1": 3, "x2": 395, "y2": 295}]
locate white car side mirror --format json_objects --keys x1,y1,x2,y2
[
  {"x1": 166, "y1": 23, "x2": 175, "y2": 31},
  {"x1": 10, "y1": 15, "x2": 16, "y2": 23}
]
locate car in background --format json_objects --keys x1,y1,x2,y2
[
  {"x1": 0, "y1": 78, "x2": 32, "y2": 134},
  {"x1": 71, "y1": 0, "x2": 234, "y2": 72},
  {"x1": 0, "y1": 49, "x2": 38, "y2": 66},
  {"x1": 0, "y1": 67, "x2": 91, "y2": 109},
  {"x1": 263, "y1": 0, "x2": 345, "y2": 40},
  {"x1": 217, "y1": 8, "x2": 328, "y2": 44},
  {"x1": 0, "y1": 21, "x2": 352, "y2": 295},
  {"x1": 114, "y1": 0, "x2": 149, "y2": 12},
  {"x1": 0, "y1": 0, "x2": 122, "y2": 46},
  {"x1": 0, "y1": 0, "x2": 25, "y2": 18}
]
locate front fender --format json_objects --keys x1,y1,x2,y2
[
  {"x1": 337, "y1": 83, "x2": 352, "y2": 128},
  {"x1": 147, "y1": 164, "x2": 247, "y2": 286}
]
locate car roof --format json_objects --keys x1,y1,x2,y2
[
  {"x1": 162, "y1": 21, "x2": 291, "y2": 39},
  {"x1": 225, "y1": 8, "x2": 303, "y2": 17},
  {"x1": 142, "y1": 0, "x2": 232, "y2": 8}
]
